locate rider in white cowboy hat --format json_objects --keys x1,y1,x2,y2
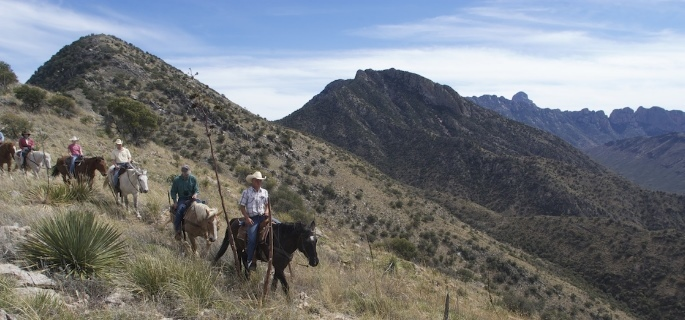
[
  {"x1": 239, "y1": 171, "x2": 270, "y2": 271},
  {"x1": 111, "y1": 139, "x2": 133, "y2": 192},
  {"x1": 67, "y1": 136, "x2": 83, "y2": 176}
]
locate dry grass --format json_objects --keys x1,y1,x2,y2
[{"x1": 0, "y1": 102, "x2": 636, "y2": 319}]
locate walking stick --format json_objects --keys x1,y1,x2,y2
[
  {"x1": 261, "y1": 202, "x2": 275, "y2": 304},
  {"x1": 193, "y1": 100, "x2": 240, "y2": 274}
]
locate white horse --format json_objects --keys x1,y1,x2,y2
[
  {"x1": 104, "y1": 165, "x2": 149, "y2": 219},
  {"x1": 14, "y1": 151, "x2": 52, "y2": 178}
]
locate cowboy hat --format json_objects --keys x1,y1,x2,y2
[
  {"x1": 114, "y1": 139, "x2": 123, "y2": 145},
  {"x1": 181, "y1": 164, "x2": 190, "y2": 172},
  {"x1": 70, "y1": 136, "x2": 79, "y2": 141},
  {"x1": 246, "y1": 171, "x2": 266, "y2": 183},
  {"x1": 22, "y1": 131, "x2": 31, "y2": 135}
]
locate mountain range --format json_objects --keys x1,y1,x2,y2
[
  {"x1": 14, "y1": 34, "x2": 685, "y2": 319},
  {"x1": 467, "y1": 92, "x2": 685, "y2": 149},
  {"x1": 278, "y1": 68, "x2": 685, "y2": 319}
]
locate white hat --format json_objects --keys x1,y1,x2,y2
[
  {"x1": 70, "y1": 136, "x2": 79, "y2": 141},
  {"x1": 115, "y1": 139, "x2": 123, "y2": 145},
  {"x1": 246, "y1": 171, "x2": 266, "y2": 183}
]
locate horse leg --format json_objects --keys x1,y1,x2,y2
[
  {"x1": 189, "y1": 237, "x2": 199, "y2": 257},
  {"x1": 133, "y1": 193, "x2": 141, "y2": 219},
  {"x1": 273, "y1": 267, "x2": 290, "y2": 295}
]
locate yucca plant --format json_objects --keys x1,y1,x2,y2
[
  {"x1": 34, "y1": 181, "x2": 95, "y2": 204},
  {"x1": 19, "y1": 210, "x2": 127, "y2": 278}
]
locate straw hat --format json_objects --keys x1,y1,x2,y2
[
  {"x1": 246, "y1": 171, "x2": 266, "y2": 183},
  {"x1": 115, "y1": 139, "x2": 123, "y2": 145},
  {"x1": 70, "y1": 136, "x2": 79, "y2": 141}
]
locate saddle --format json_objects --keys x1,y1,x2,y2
[{"x1": 237, "y1": 218, "x2": 271, "y2": 244}]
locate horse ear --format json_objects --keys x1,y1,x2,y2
[{"x1": 309, "y1": 220, "x2": 316, "y2": 230}]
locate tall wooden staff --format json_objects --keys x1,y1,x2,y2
[
  {"x1": 191, "y1": 98, "x2": 240, "y2": 273},
  {"x1": 261, "y1": 201, "x2": 275, "y2": 304}
]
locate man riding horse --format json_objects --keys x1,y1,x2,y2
[
  {"x1": 170, "y1": 164, "x2": 200, "y2": 240},
  {"x1": 111, "y1": 139, "x2": 133, "y2": 193},
  {"x1": 239, "y1": 171, "x2": 271, "y2": 271},
  {"x1": 18, "y1": 131, "x2": 35, "y2": 170}
]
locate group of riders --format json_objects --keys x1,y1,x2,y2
[{"x1": 0, "y1": 128, "x2": 270, "y2": 267}]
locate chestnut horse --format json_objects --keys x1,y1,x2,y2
[
  {"x1": 51, "y1": 156, "x2": 108, "y2": 187},
  {"x1": 0, "y1": 142, "x2": 16, "y2": 176}
]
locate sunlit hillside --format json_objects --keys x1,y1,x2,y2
[{"x1": 0, "y1": 36, "x2": 636, "y2": 319}]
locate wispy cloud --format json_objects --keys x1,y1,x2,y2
[{"x1": 2, "y1": 0, "x2": 684, "y2": 120}]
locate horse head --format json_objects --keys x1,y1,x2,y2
[
  {"x1": 94, "y1": 157, "x2": 108, "y2": 176},
  {"x1": 136, "y1": 169, "x2": 149, "y2": 193},
  {"x1": 297, "y1": 220, "x2": 319, "y2": 267},
  {"x1": 205, "y1": 208, "x2": 220, "y2": 242}
]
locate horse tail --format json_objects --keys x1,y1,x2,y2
[
  {"x1": 51, "y1": 165, "x2": 59, "y2": 177},
  {"x1": 213, "y1": 227, "x2": 232, "y2": 263}
]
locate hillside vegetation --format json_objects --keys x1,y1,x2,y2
[
  {"x1": 279, "y1": 68, "x2": 685, "y2": 319},
  {"x1": 0, "y1": 33, "x2": 638, "y2": 319},
  {"x1": 586, "y1": 132, "x2": 685, "y2": 194}
]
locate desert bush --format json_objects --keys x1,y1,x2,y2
[
  {"x1": 382, "y1": 237, "x2": 417, "y2": 261},
  {"x1": 500, "y1": 290, "x2": 542, "y2": 316},
  {"x1": 128, "y1": 254, "x2": 172, "y2": 299},
  {"x1": 104, "y1": 97, "x2": 160, "y2": 145},
  {"x1": 47, "y1": 94, "x2": 77, "y2": 118},
  {"x1": 167, "y1": 260, "x2": 219, "y2": 317},
  {"x1": 0, "y1": 112, "x2": 32, "y2": 139},
  {"x1": 14, "y1": 85, "x2": 47, "y2": 111},
  {"x1": 19, "y1": 210, "x2": 127, "y2": 278},
  {"x1": 0, "y1": 61, "x2": 18, "y2": 92},
  {"x1": 14, "y1": 291, "x2": 77, "y2": 320},
  {"x1": 34, "y1": 182, "x2": 96, "y2": 204}
]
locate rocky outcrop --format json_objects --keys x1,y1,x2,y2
[{"x1": 468, "y1": 92, "x2": 685, "y2": 149}]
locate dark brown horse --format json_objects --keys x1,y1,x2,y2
[
  {"x1": 51, "y1": 156, "x2": 108, "y2": 187},
  {"x1": 214, "y1": 219, "x2": 319, "y2": 295},
  {"x1": 0, "y1": 142, "x2": 16, "y2": 175}
]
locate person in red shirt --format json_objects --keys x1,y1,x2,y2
[
  {"x1": 18, "y1": 131, "x2": 35, "y2": 169},
  {"x1": 68, "y1": 136, "x2": 83, "y2": 176}
]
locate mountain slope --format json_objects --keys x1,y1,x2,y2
[
  {"x1": 11, "y1": 33, "x2": 635, "y2": 319},
  {"x1": 586, "y1": 132, "x2": 685, "y2": 194},
  {"x1": 467, "y1": 92, "x2": 685, "y2": 149},
  {"x1": 278, "y1": 68, "x2": 685, "y2": 319}
]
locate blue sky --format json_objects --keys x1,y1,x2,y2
[{"x1": 2, "y1": 0, "x2": 684, "y2": 120}]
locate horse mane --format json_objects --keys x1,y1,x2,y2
[{"x1": 277, "y1": 221, "x2": 312, "y2": 235}]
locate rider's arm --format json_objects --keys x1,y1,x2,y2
[{"x1": 169, "y1": 178, "x2": 179, "y2": 205}]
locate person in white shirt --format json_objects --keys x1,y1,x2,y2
[
  {"x1": 111, "y1": 139, "x2": 133, "y2": 192},
  {"x1": 239, "y1": 171, "x2": 270, "y2": 270}
]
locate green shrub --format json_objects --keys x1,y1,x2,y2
[
  {"x1": 104, "y1": 97, "x2": 160, "y2": 145},
  {"x1": 47, "y1": 94, "x2": 77, "y2": 118},
  {"x1": 0, "y1": 61, "x2": 18, "y2": 92},
  {"x1": 383, "y1": 238, "x2": 417, "y2": 261},
  {"x1": 14, "y1": 85, "x2": 47, "y2": 111},
  {"x1": 0, "y1": 112, "x2": 32, "y2": 139},
  {"x1": 19, "y1": 210, "x2": 127, "y2": 278}
]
